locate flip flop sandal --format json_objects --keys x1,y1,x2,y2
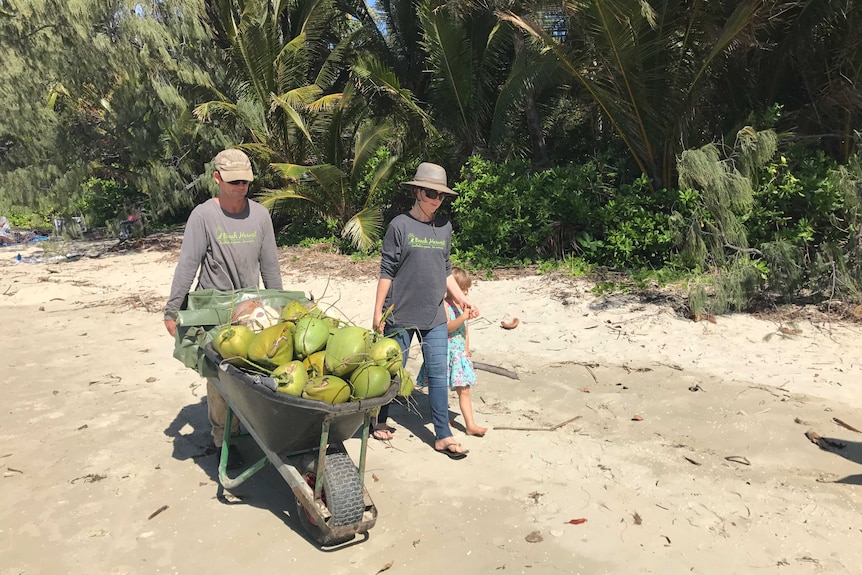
[
  {"x1": 435, "y1": 443, "x2": 468, "y2": 460},
  {"x1": 372, "y1": 427, "x2": 395, "y2": 441}
]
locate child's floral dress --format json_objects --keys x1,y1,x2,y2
[{"x1": 417, "y1": 301, "x2": 476, "y2": 389}]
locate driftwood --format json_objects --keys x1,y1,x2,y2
[
  {"x1": 834, "y1": 417, "x2": 862, "y2": 433},
  {"x1": 495, "y1": 415, "x2": 581, "y2": 432},
  {"x1": 473, "y1": 361, "x2": 519, "y2": 380}
]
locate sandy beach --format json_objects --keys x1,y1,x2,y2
[{"x1": 2, "y1": 234, "x2": 862, "y2": 575}]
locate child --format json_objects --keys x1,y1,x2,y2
[{"x1": 418, "y1": 267, "x2": 488, "y2": 437}]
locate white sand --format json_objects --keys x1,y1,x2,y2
[{"x1": 2, "y1": 236, "x2": 862, "y2": 574}]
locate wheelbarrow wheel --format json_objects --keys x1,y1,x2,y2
[{"x1": 297, "y1": 450, "x2": 364, "y2": 545}]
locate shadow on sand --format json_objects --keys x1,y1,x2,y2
[
  {"x1": 163, "y1": 396, "x2": 372, "y2": 550},
  {"x1": 807, "y1": 434, "x2": 862, "y2": 485}
]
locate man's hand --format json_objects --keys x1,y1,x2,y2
[{"x1": 164, "y1": 319, "x2": 177, "y2": 337}]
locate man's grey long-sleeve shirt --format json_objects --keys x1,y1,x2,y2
[{"x1": 164, "y1": 198, "x2": 282, "y2": 320}]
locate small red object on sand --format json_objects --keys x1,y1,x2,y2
[{"x1": 566, "y1": 518, "x2": 587, "y2": 525}]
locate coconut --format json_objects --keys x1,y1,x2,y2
[
  {"x1": 293, "y1": 317, "x2": 330, "y2": 359},
  {"x1": 302, "y1": 350, "x2": 328, "y2": 377},
  {"x1": 231, "y1": 299, "x2": 281, "y2": 333},
  {"x1": 302, "y1": 375, "x2": 351, "y2": 404},
  {"x1": 325, "y1": 326, "x2": 371, "y2": 377},
  {"x1": 272, "y1": 360, "x2": 307, "y2": 396},
  {"x1": 212, "y1": 325, "x2": 255, "y2": 366},
  {"x1": 247, "y1": 322, "x2": 294, "y2": 369},
  {"x1": 349, "y1": 362, "x2": 391, "y2": 400},
  {"x1": 367, "y1": 335, "x2": 403, "y2": 375},
  {"x1": 280, "y1": 299, "x2": 308, "y2": 322}
]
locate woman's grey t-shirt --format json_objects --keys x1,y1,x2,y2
[
  {"x1": 163, "y1": 198, "x2": 282, "y2": 319},
  {"x1": 380, "y1": 212, "x2": 452, "y2": 330}
]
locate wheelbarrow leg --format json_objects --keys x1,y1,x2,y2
[
  {"x1": 219, "y1": 406, "x2": 269, "y2": 489},
  {"x1": 357, "y1": 411, "x2": 372, "y2": 483}
]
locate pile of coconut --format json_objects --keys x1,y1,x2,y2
[{"x1": 212, "y1": 299, "x2": 410, "y2": 404}]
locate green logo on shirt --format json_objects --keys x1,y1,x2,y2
[
  {"x1": 217, "y1": 229, "x2": 258, "y2": 245},
  {"x1": 407, "y1": 232, "x2": 445, "y2": 250}
]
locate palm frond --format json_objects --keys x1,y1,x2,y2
[
  {"x1": 270, "y1": 94, "x2": 316, "y2": 148},
  {"x1": 274, "y1": 32, "x2": 309, "y2": 94},
  {"x1": 419, "y1": 4, "x2": 474, "y2": 139},
  {"x1": 341, "y1": 206, "x2": 383, "y2": 252},
  {"x1": 193, "y1": 100, "x2": 238, "y2": 122},
  {"x1": 272, "y1": 85, "x2": 323, "y2": 110},
  {"x1": 364, "y1": 155, "x2": 399, "y2": 208},
  {"x1": 352, "y1": 122, "x2": 392, "y2": 180},
  {"x1": 271, "y1": 162, "x2": 312, "y2": 181},
  {"x1": 350, "y1": 55, "x2": 437, "y2": 133},
  {"x1": 307, "y1": 92, "x2": 343, "y2": 113},
  {"x1": 258, "y1": 185, "x2": 313, "y2": 209}
]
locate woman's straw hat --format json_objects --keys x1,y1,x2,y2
[{"x1": 402, "y1": 162, "x2": 457, "y2": 195}]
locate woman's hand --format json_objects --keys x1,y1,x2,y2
[
  {"x1": 462, "y1": 302, "x2": 479, "y2": 318},
  {"x1": 164, "y1": 319, "x2": 177, "y2": 337},
  {"x1": 372, "y1": 310, "x2": 384, "y2": 333}
]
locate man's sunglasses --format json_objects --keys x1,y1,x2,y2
[
  {"x1": 421, "y1": 188, "x2": 446, "y2": 200},
  {"x1": 226, "y1": 180, "x2": 250, "y2": 186}
]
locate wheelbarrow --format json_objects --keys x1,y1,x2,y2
[{"x1": 203, "y1": 345, "x2": 398, "y2": 546}]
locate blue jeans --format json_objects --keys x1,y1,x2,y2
[{"x1": 376, "y1": 323, "x2": 452, "y2": 441}]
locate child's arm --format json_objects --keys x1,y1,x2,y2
[
  {"x1": 446, "y1": 306, "x2": 470, "y2": 334},
  {"x1": 465, "y1": 320, "x2": 471, "y2": 357}
]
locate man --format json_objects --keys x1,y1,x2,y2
[{"x1": 163, "y1": 148, "x2": 283, "y2": 468}]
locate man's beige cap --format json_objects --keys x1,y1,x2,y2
[{"x1": 214, "y1": 149, "x2": 254, "y2": 182}]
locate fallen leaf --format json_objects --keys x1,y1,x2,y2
[
  {"x1": 565, "y1": 518, "x2": 587, "y2": 525},
  {"x1": 632, "y1": 512, "x2": 642, "y2": 525},
  {"x1": 374, "y1": 561, "x2": 394, "y2": 575},
  {"x1": 581, "y1": 388, "x2": 590, "y2": 393},
  {"x1": 525, "y1": 530, "x2": 543, "y2": 543},
  {"x1": 146, "y1": 377, "x2": 157, "y2": 383}
]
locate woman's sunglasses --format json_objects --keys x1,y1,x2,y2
[{"x1": 421, "y1": 188, "x2": 445, "y2": 200}]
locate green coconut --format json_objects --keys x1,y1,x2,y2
[
  {"x1": 293, "y1": 317, "x2": 330, "y2": 359},
  {"x1": 302, "y1": 375, "x2": 351, "y2": 404},
  {"x1": 366, "y1": 335, "x2": 403, "y2": 375},
  {"x1": 212, "y1": 325, "x2": 255, "y2": 366},
  {"x1": 272, "y1": 360, "x2": 307, "y2": 396},
  {"x1": 280, "y1": 299, "x2": 308, "y2": 322},
  {"x1": 325, "y1": 326, "x2": 371, "y2": 377},
  {"x1": 303, "y1": 350, "x2": 328, "y2": 377},
  {"x1": 349, "y1": 362, "x2": 391, "y2": 400},
  {"x1": 247, "y1": 322, "x2": 294, "y2": 369}
]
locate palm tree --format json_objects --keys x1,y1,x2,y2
[
  {"x1": 501, "y1": 0, "x2": 766, "y2": 187},
  {"x1": 261, "y1": 84, "x2": 400, "y2": 252},
  {"x1": 196, "y1": 0, "x2": 403, "y2": 249}
]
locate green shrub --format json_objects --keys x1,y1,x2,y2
[
  {"x1": 76, "y1": 178, "x2": 148, "y2": 228},
  {"x1": 451, "y1": 156, "x2": 677, "y2": 269}
]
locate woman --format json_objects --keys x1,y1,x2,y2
[{"x1": 372, "y1": 162, "x2": 478, "y2": 459}]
